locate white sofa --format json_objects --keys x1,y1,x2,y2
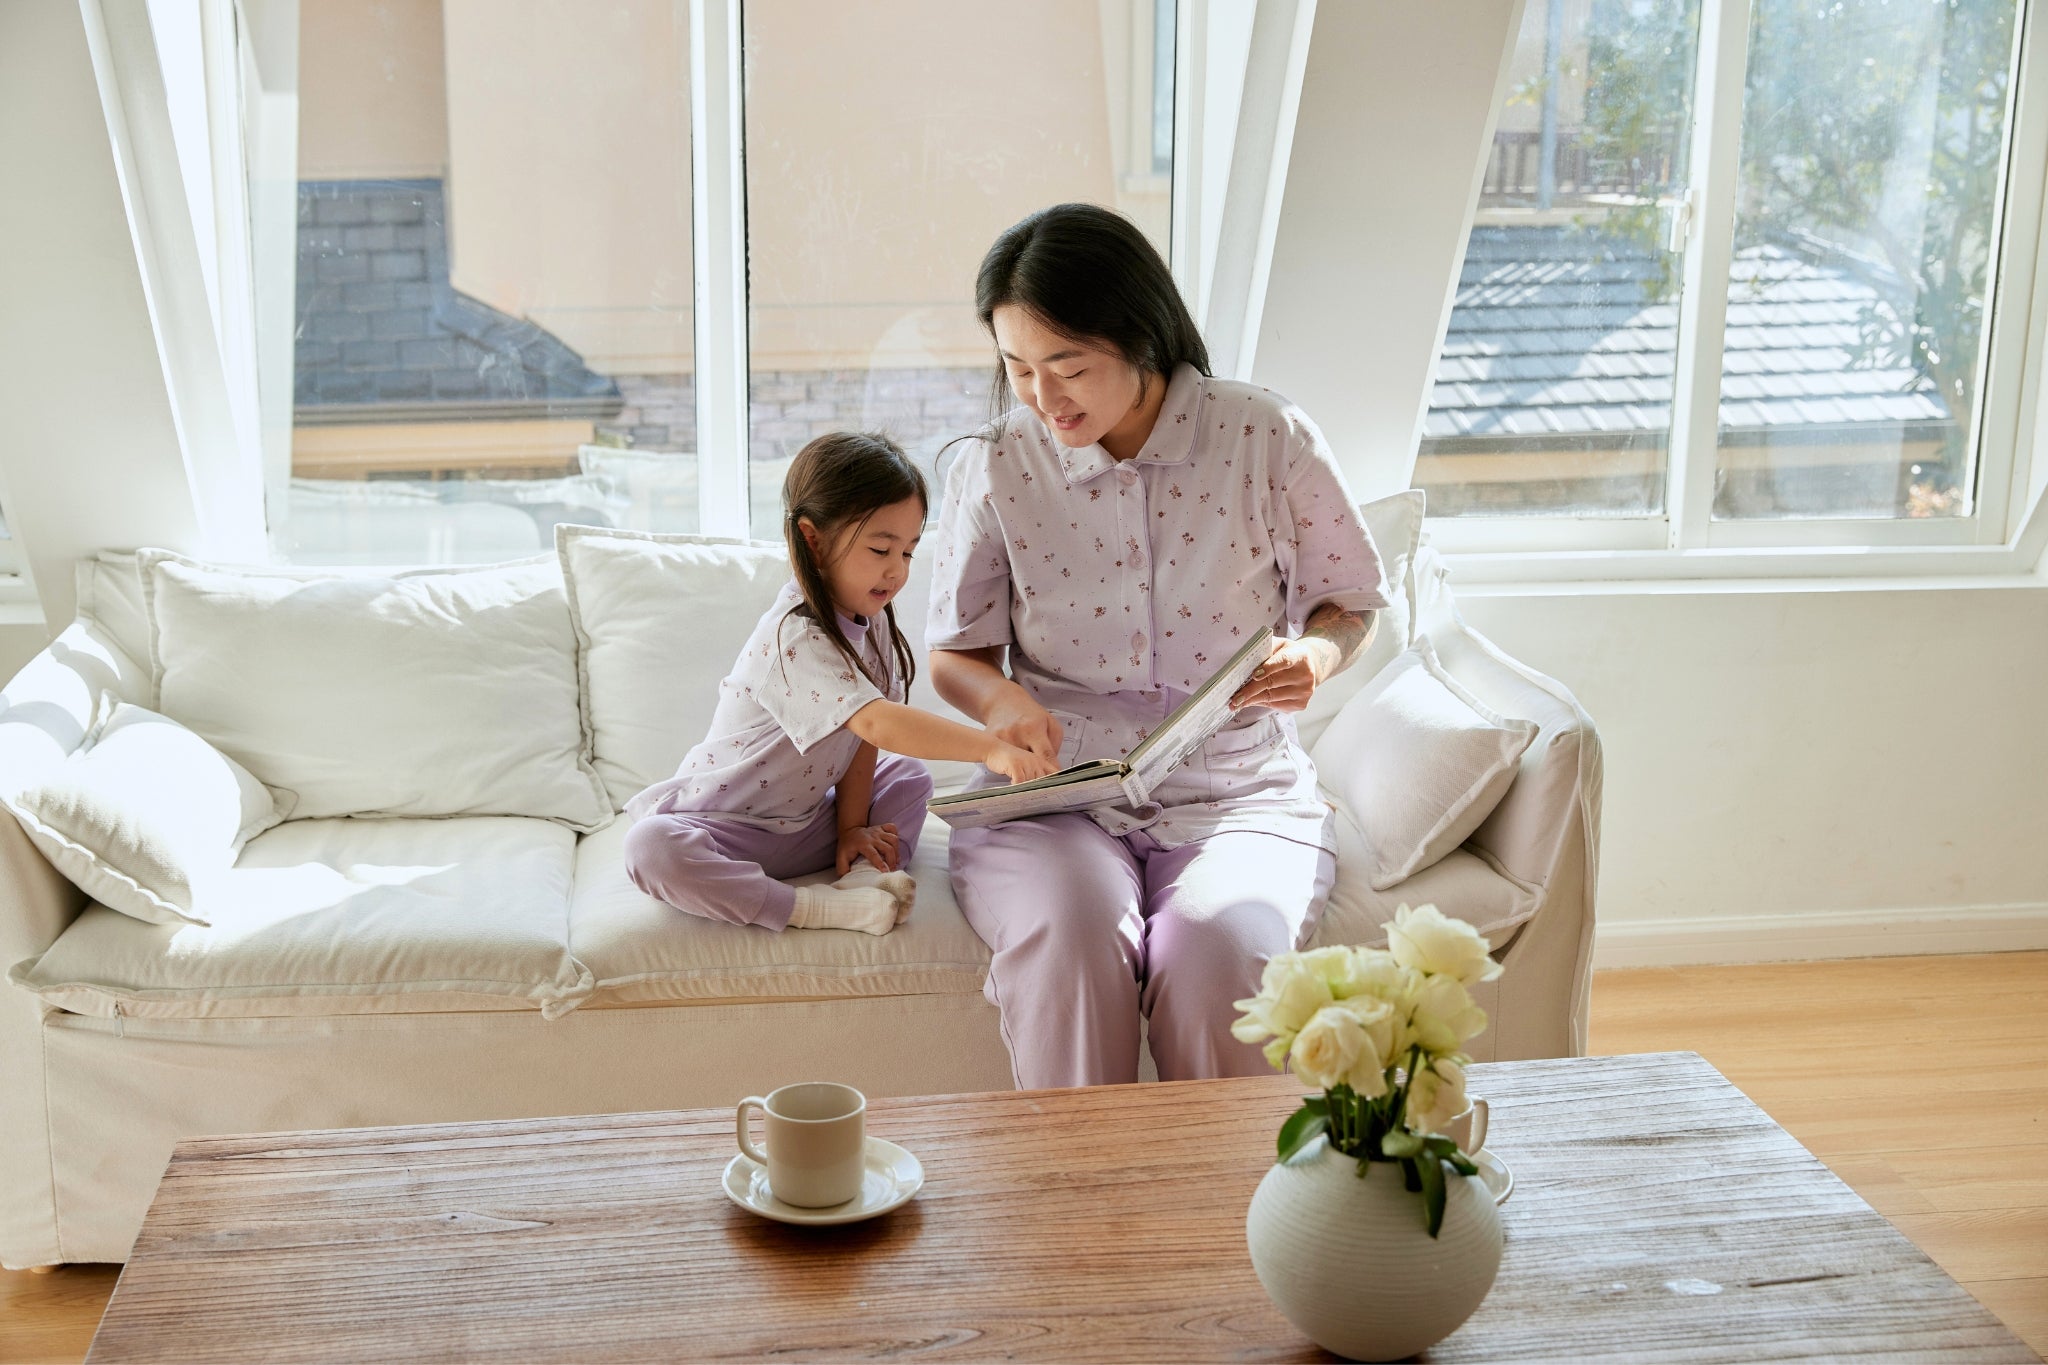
[{"x1": 0, "y1": 494, "x2": 1600, "y2": 1268}]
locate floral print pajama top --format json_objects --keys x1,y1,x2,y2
[{"x1": 927, "y1": 363, "x2": 1389, "y2": 853}]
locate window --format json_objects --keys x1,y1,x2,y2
[
  {"x1": 1424, "y1": 0, "x2": 2027, "y2": 551},
  {"x1": 280, "y1": 0, "x2": 697, "y2": 563},
  {"x1": 738, "y1": 0, "x2": 1176, "y2": 534}
]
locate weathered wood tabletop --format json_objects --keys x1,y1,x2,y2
[{"x1": 86, "y1": 1051, "x2": 2036, "y2": 1363}]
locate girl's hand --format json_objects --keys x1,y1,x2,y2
[
  {"x1": 984, "y1": 689, "x2": 1064, "y2": 761},
  {"x1": 1228, "y1": 638, "x2": 1339, "y2": 714},
  {"x1": 986, "y1": 739, "x2": 1060, "y2": 785},
  {"x1": 836, "y1": 823, "x2": 902, "y2": 876}
]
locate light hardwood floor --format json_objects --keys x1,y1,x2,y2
[{"x1": 2, "y1": 951, "x2": 2043, "y2": 1364}]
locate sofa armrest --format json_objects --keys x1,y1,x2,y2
[
  {"x1": 0, "y1": 617, "x2": 149, "y2": 1266},
  {"x1": 1427, "y1": 609, "x2": 1603, "y2": 1059}
]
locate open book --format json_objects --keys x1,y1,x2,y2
[{"x1": 927, "y1": 627, "x2": 1276, "y2": 829}]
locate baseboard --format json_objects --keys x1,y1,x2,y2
[{"x1": 1592, "y1": 902, "x2": 2048, "y2": 968}]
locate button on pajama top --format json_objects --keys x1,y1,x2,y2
[
  {"x1": 927, "y1": 364, "x2": 1389, "y2": 1085},
  {"x1": 623, "y1": 584, "x2": 931, "y2": 930}
]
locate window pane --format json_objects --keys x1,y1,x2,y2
[
  {"x1": 741, "y1": 0, "x2": 1175, "y2": 534},
  {"x1": 1421, "y1": 0, "x2": 1702, "y2": 518},
  {"x1": 285, "y1": 0, "x2": 696, "y2": 565},
  {"x1": 1714, "y1": 0, "x2": 2019, "y2": 520}
]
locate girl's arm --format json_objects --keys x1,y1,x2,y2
[
  {"x1": 835, "y1": 740, "x2": 879, "y2": 837},
  {"x1": 845, "y1": 696, "x2": 1057, "y2": 784},
  {"x1": 833, "y1": 741, "x2": 900, "y2": 874},
  {"x1": 927, "y1": 647, "x2": 1063, "y2": 760}
]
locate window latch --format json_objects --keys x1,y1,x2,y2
[{"x1": 1664, "y1": 189, "x2": 1698, "y2": 254}]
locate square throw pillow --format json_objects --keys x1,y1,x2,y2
[
  {"x1": 1309, "y1": 637, "x2": 1539, "y2": 890},
  {"x1": 1295, "y1": 488, "x2": 1426, "y2": 752},
  {"x1": 139, "y1": 550, "x2": 610, "y2": 830},
  {"x1": 2, "y1": 698, "x2": 288, "y2": 926},
  {"x1": 556, "y1": 524, "x2": 794, "y2": 808}
]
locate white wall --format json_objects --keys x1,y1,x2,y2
[{"x1": 1459, "y1": 582, "x2": 2048, "y2": 964}]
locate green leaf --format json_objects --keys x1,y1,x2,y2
[
  {"x1": 1277, "y1": 1104, "x2": 1330, "y2": 1162},
  {"x1": 1401, "y1": 1157, "x2": 1423, "y2": 1193},
  {"x1": 1419, "y1": 1152, "x2": 1448, "y2": 1238}
]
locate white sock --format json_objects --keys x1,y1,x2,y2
[
  {"x1": 834, "y1": 860, "x2": 918, "y2": 923},
  {"x1": 789, "y1": 884, "x2": 898, "y2": 936}
]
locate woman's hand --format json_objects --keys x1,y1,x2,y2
[
  {"x1": 836, "y1": 823, "x2": 902, "y2": 876},
  {"x1": 1228, "y1": 637, "x2": 1341, "y2": 714},
  {"x1": 983, "y1": 687, "x2": 1064, "y2": 761},
  {"x1": 985, "y1": 738, "x2": 1061, "y2": 785}
]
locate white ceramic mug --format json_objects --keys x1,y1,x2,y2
[
  {"x1": 1445, "y1": 1096, "x2": 1490, "y2": 1155},
  {"x1": 736, "y1": 1082, "x2": 867, "y2": 1208}
]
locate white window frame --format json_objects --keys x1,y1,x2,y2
[{"x1": 1432, "y1": 0, "x2": 2048, "y2": 582}]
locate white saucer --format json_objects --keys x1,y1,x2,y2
[
  {"x1": 1469, "y1": 1147, "x2": 1515, "y2": 1206},
  {"x1": 722, "y1": 1137, "x2": 924, "y2": 1226}
]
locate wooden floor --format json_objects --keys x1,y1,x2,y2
[{"x1": 2, "y1": 951, "x2": 2042, "y2": 1364}]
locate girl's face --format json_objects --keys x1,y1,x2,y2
[
  {"x1": 992, "y1": 304, "x2": 1158, "y2": 458},
  {"x1": 802, "y1": 495, "x2": 925, "y2": 621}
]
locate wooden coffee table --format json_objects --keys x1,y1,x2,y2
[{"x1": 85, "y1": 1052, "x2": 2035, "y2": 1362}]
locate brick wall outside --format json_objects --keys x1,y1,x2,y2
[{"x1": 598, "y1": 366, "x2": 995, "y2": 463}]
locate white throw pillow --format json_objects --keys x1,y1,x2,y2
[
  {"x1": 2, "y1": 699, "x2": 287, "y2": 926},
  {"x1": 139, "y1": 551, "x2": 610, "y2": 830},
  {"x1": 1309, "y1": 638, "x2": 1539, "y2": 890},
  {"x1": 557, "y1": 524, "x2": 794, "y2": 808},
  {"x1": 1295, "y1": 488, "x2": 1426, "y2": 751}
]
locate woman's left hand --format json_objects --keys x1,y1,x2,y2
[{"x1": 1228, "y1": 638, "x2": 1340, "y2": 714}]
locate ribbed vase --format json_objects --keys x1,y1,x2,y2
[{"x1": 1245, "y1": 1135, "x2": 1503, "y2": 1362}]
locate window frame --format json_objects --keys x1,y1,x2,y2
[{"x1": 1433, "y1": 0, "x2": 2048, "y2": 580}]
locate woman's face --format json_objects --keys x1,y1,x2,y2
[{"x1": 992, "y1": 304, "x2": 1153, "y2": 454}]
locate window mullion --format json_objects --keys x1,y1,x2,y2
[
  {"x1": 1170, "y1": 0, "x2": 1204, "y2": 314},
  {"x1": 1665, "y1": 0, "x2": 1751, "y2": 550},
  {"x1": 689, "y1": 0, "x2": 750, "y2": 540}
]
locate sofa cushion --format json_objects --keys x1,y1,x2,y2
[
  {"x1": 1311, "y1": 639, "x2": 1539, "y2": 889},
  {"x1": 557, "y1": 526, "x2": 794, "y2": 809},
  {"x1": 1313, "y1": 799, "x2": 1540, "y2": 948},
  {"x1": 3, "y1": 699, "x2": 288, "y2": 927},
  {"x1": 139, "y1": 551, "x2": 610, "y2": 829},
  {"x1": 569, "y1": 813, "x2": 991, "y2": 1006},
  {"x1": 8, "y1": 816, "x2": 589, "y2": 1020},
  {"x1": 1295, "y1": 489, "x2": 1425, "y2": 751}
]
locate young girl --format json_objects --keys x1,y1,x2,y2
[{"x1": 622, "y1": 432, "x2": 1056, "y2": 936}]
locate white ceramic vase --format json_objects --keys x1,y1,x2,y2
[{"x1": 1246, "y1": 1134, "x2": 1504, "y2": 1362}]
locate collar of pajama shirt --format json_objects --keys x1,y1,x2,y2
[
  {"x1": 624, "y1": 582, "x2": 903, "y2": 831},
  {"x1": 926, "y1": 364, "x2": 1393, "y2": 853}
]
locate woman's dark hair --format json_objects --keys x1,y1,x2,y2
[
  {"x1": 974, "y1": 202, "x2": 1211, "y2": 424},
  {"x1": 781, "y1": 431, "x2": 927, "y2": 696}
]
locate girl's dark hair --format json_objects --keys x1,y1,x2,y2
[
  {"x1": 974, "y1": 202, "x2": 1211, "y2": 425},
  {"x1": 782, "y1": 431, "x2": 927, "y2": 697}
]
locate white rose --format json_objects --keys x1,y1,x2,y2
[
  {"x1": 1387, "y1": 904, "x2": 1502, "y2": 986},
  {"x1": 1405, "y1": 974, "x2": 1489, "y2": 1056},
  {"x1": 1288, "y1": 1006, "x2": 1364, "y2": 1091},
  {"x1": 1252, "y1": 953, "x2": 1337, "y2": 1036},
  {"x1": 1330, "y1": 993, "x2": 1399, "y2": 1073},
  {"x1": 1403, "y1": 1058, "x2": 1469, "y2": 1136}
]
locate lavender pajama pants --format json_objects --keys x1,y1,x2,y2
[
  {"x1": 623, "y1": 755, "x2": 933, "y2": 931},
  {"x1": 949, "y1": 812, "x2": 1336, "y2": 1088}
]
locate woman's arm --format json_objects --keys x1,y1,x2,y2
[
  {"x1": 928, "y1": 647, "x2": 1064, "y2": 760},
  {"x1": 844, "y1": 696, "x2": 1057, "y2": 784},
  {"x1": 1228, "y1": 603, "x2": 1378, "y2": 713}
]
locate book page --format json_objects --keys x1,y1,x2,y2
[
  {"x1": 1124, "y1": 628, "x2": 1275, "y2": 802},
  {"x1": 927, "y1": 767, "x2": 1131, "y2": 829}
]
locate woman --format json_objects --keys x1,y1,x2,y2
[{"x1": 926, "y1": 203, "x2": 1389, "y2": 1088}]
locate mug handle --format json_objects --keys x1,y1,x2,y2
[
  {"x1": 736, "y1": 1096, "x2": 770, "y2": 1164},
  {"x1": 1469, "y1": 1097, "x2": 1490, "y2": 1153}
]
